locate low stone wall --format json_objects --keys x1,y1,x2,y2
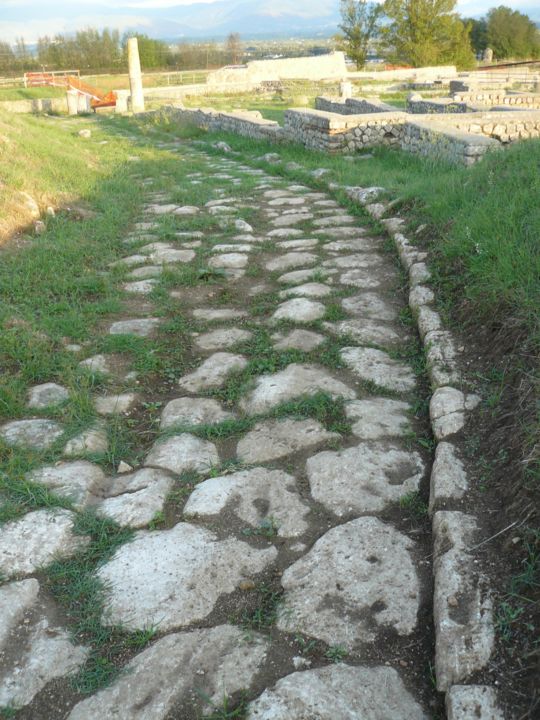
[
  {"x1": 401, "y1": 121, "x2": 498, "y2": 166},
  {"x1": 453, "y1": 91, "x2": 540, "y2": 109},
  {"x1": 0, "y1": 97, "x2": 67, "y2": 114},
  {"x1": 207, "y1": 52, "x2": 348, "y2": 85},
  {"x1": 143, "y1": 82, "x2": 260, "y2": 100},
  {"x1": 407, "y1": 97, "x2": 471, "y2": 114},
  {"x1": 440, "y1": 111, "x2": 540, "y2": 142},
  {"x1": 348, "y1": 65, "x2": 457, "y2": 82},
  {"x1": 315, "y1": 96, "x2": 396, "y2": 114}
]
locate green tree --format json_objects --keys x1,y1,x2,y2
[
  {"x1": 123, "y1": 34, "x2": 173, "y2": 70},
  {"x1": 486, "y1": 6, "x2": 540, "y2": 60},
  {"x1": 465, "y1": 17, "x2": 488, "y2": 55},
  {"x1": 382, "y1": 0, "x2": 475, "y2": 69},
  {"x1": 336, "y1": 0, "x2": 382, "y2": 69}
]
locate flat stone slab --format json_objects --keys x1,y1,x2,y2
[
  {"x1": 209, "y1": 253, "x2": 249, "y2": 269},
  {"x1": 324, "y1": 237, "x2": 379, "y2": 251},
  {"x1": 271, "y1": 298, "x2": 326, "y2": 323},
  {"x1": 246, "y1": 665, "x2": 427, "y2": 719},
  {"x1": 268, "y1": 197, "x2": 305, "y2": 206},
  {"x1": 109, "y1": 318, "x2": 162, "y2": 337},
  {"x1": 272, "y1": 329, "x2": 325, "y2": 352},
  {"x1": 340, "y1": 347, "x2": 416, "y2": 392},
  {"x1": 122, "y1": 279, "x2": 158, "y2": 295},
  {"x1": 279, "y1": 282, "x2": 332, "y2": 299},
  {"x1": 145, "y1": 433, "x2": 219, "y2": 475},
  {"x1": 193, "y1": 308, "x2": 248, "y2": 321},
  {"x1": 28, "y1": 461, "x2": 106, "y2": 509},
  {"x1": 0, "y1": 579, "x2": 88, "y2": 708},
  {"x1": 237, "y1": 419, "x2": 338, "y2": 464},
  {"x1": 0, "y1": 419, "x2": 64, "y2": 451},
  {"x1": 240, "y1": 364, "x2": 355, "y2": 414},
  {"x1": 161, "y1": 397, "x2": 234, "y2": 429},
  {"x1": 193, "y1": 327, "x2": 252, "y2": 352},
  {"x1": 127, "y1": 265, "x2": 164, "y2": 279},
  {"x1": 178, "y1": 352, "x2": 247, "y2": 392},
  {"x1": 325, "y1": 319, "x2": 401, "y2": 346},
  {"x1": 276, "y1": 239, "x2": 318, "y2": 250},
  {"x1": 446, "y1": 685, "x2": 503, "y2": 720},
  {"x1": 95, "y1": 392, "x2": 139, "y2": 416},
  {"x1": 339, "y1": 268, "x2": 384, "y2": 288},
  {"x1": 271, "y1": 213, "x2": 313, "y2": 227},
  {"x1": 313, "y1": 214, "x2": 355, "y2": 227},
  {"x1": 277, "y1": 517, "x2": 419, "y2": 647},
  {"x1": 342, "y1": 292, "x2": 398, "y2": 320},
  {"x1": 277, "y1": 268, "x2": 332, "y2": 285},
  {"x1": 267, "y1": 228, "x2": 304, "y2": 238},
  {"x1": 266, "y1": 252, "x2": 318, "y2": 273},
  {"x1": 78, "y1": 353, "x2": 114, "y2": 375},
  {"x1": 97, "y1": 468, "x2": 174, "y2": 528},
  {"x1": 323, "y1": 253, "x2": 384, "y2": 269},
  {"x1": 307, "y1": 442, "x2": 425, "y2": 516},
  {"x1": 185, "y1": 467, "x2": 310, "y2": 537},
  {"x1": 98, "y1": 522, "x2": 277, "y2": 631},
  {"x1": 0, "y1": 509, "x2": 88, "y2": 578},
  {"x1": 68, "y1": 625, "x2": 268, "y2": 720},
  {"x1": 26, "y1": 383, "x2": 69, "y2": 409},
  {"x1": 345, "y1": 398, "x2": 411, "y2": 438},
  {"x1": 63, "y1": 424, "x2": 108, "y2": 456}
]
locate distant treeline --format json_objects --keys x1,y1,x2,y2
[{"x1": 0, "y1": 29, "x2": 329, "y2": 76}]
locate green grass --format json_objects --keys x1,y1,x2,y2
[{"x1": 0, "y1": 87, "x2": 66, "y2": 101}]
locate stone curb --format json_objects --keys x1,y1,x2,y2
[{"x1": 205, "y1": 142, "x2": 504, "y2": 718}]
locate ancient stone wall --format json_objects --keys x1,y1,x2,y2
[
  {"x1": 315, "y1": 96, "x2": 396, "y2": 114},
  {"x1": 207, "y1": 52, "x2": 348, "y2": 85},
  {"x1": 0, "y1": 97, "x2": 67, "y2": 114},
  {"x1": 407, "y1": 98, "x2": 471, "y2": 114},
  {"x1": 453, "y1": 91, "x2": 540, "y2": 109}
]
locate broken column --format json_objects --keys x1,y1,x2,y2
[
  {"x1": 115, "y1": 90, "x2": 130, "y2": 114},
  {"x1": 66, "y1": 90, "x2": 78, "y2": 116},
  {"x1": 127, "y1": 37, "x2": 145, "y2": 113},
  {"x1": 340, "y1": 81, "x2": 353, "y2": 100}
]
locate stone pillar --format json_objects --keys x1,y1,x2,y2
[
  {"x1": 66, "y1": 90, "x2": 78, "y2": 116},
  {"x1": 340, "y1": 81, "x2": 352, "y2": 100},
  {"x1": 115, "y1": 90, "x2": 130, "y2": 114},
  {"x1": 127, "y1": 37, "x2": 145, "y2": 113},
  {"x1": 483, "y1": 47, "x2": 493, "y2": 63},
  {"x1": 77, "y1": 93, "x2": 91, "y2": 114}
]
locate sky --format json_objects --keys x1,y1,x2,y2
[{"x1": 0, "y1": 0, "x2": 538, "y2": 44}]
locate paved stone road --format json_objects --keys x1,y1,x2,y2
[{"x1": 0, "y1": 144, "x2": 437, "y2": 718}]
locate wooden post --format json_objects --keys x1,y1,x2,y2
[{"x1": 128, "y1": 38, "x2": 145, "y2": 113}]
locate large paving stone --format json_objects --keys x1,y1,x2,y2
[
  {"x1": 185, "y1": 467, "x2": 310, "y2": 537},
  {"x1": 209, "y1": 253, "x2": 249, "y2": 269},
  {"x1": 68, "y1": 625, "x2": 267, "y2": 720},
  {"x1": 161, "y1": 397, "x2": 234, "y2": 429},
  {"x1": 307, "y1": 442, "x2": 425, "y2": 516},
  {"x1": 0, "y1": 579, "x2": 88, "y2": 708},
  {"x1": 271, "y1": 298, "x2": 326, "y2": 323},
  {"x1": 345, "y1": 398, "x2": 411, "y2": 439},
  {"x1": 279, "y1": 282, "x2": 332, "y2": 299},
  {"x1": 277, "y1": 517, "x2": 419, "y2": 647},
  {"x1": 341, "y1": 293, "x2": 398, "y2": 320},
  {"x1": 325, "y1": 319, "x2": 402, "y2": 346},
  {"x1": 108, "y1": 318, "x2": 161, "y2": 337},
  {"x1": 178, "y1": 352, "x2": 247, "y2": 392},
  {"x1": 266, "y1": 252, "x2": 318, "y2": 272},
  {"x1": 98, "y1": 522, "x2": 277, "y2": 631},
  {"x1": 97, "y1": 468, "x2": 174, "y2": 528},
  {"x1": 324, "y1": 238, "x2": 379, "y2": 251},
  {"x1": 26, "y1": 383, "x2": 69, "y2": 409},
  {"x1": 0, "y1": 418, "x2": 64, "y2": 451},
  {"x1": 323, "y1": 253, "x2": 384, "y2": 269},
  {"x1": 268, "y1": 197, "x2": 305, "y2": 206},
  {"x1": 127, "y1": 265, "x2": 163, "y2": 279},
  {"x1": 240, "y1": 364, "x2": 355, "y2": 414},
  {"x1": 313, "y1": 214, "x2": 355, "y2": 227},
  {"x1": 0, "y1": 509, "x2": 88, "y2": 578},
  {"x1": 237, "y1": 419, "x2": 338, "y2": 464},
  {"x1": 246, "y1": 665, "x2": 427, "y2": 719},
  {"x1": 145, "y1": 433, "x2": 219, "y2": 475},
  {"x1": 271, "y1": 213, "x2": 313, "y2": 227},
  {"x1": 78, "y1": 353, "x2": 114, "y2": 375},
  {"x1": 122, "y1": 279, "x2": 158, "y2": 295},
  {"x1": 194, "y1": 327, "x2": 252, "y2": 352},
  {"x1": 272, "y1": 329, "x2": 325, "y2": 352},
  {"x1": 63, "y1": 424, "x2": 109, "y2": 456},
  {"x1": 276, "y1": 239, "x2": 318, "y2": 250},
  {"x1": 192, "y1": 308, "x2": 248, "y2": 321},
  {"x1": 340, "y1": 347, "x2": 416, "y2": 392},
  {"x1": 27, "y1": 461, "x2": 106, "y2": 509},
  {"x1": 267, "y1": 228, "x2": 304, "y2": 238},
  {"x1": 94, "y1": 392, "x2": 139, "y2": 416}
]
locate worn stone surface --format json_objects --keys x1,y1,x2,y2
[
  {"x1": 271, "y1": 212, "x2": 313, "y2": 227},
  {"x1": 246, "y1": 665, "x2": 427, "y2": 719},
  {"x1": 341, "y1": 347, "x2": 416, "y2": 392},
  {"x1": 0, "y1": 509, "x2": 88, "y2": 578},
  {"x1": 0, "y1": 418, "x2": 64, "y2": 450},
  {"x1": 127, "y1": 265, "x2": 163, "y2": 279},
  {"x1": 145, "y1": 433, "x2": 219, "y2": 475},
  {"x1": 192, "y1": 308, "x2": 248, "y2": 321},
  {"x1": 95, "y1": 393, "x2": 139, "y2": 416},
  {"x1": 97, "y1": 469, "x2": 174, "y2": 528},
  {"x1": 178, "y1": 352, "x2": 247, "y2": 392},
  {"x1": 430, "y1": 387, "x2": 480, "y2": 440},
  {"x1": 278, "y1": 282, "x2": 331, "y2": 299},
  {"x1": 271, "y1": 329, "x2": 325, "y2": 352},
  {"x1": 277, "y1": 268, "x2": 330, "y2": 285},
  {"x1": 240, "y1": 364, "x2": 355, "y2": 414},
  {"x1": 429, "y1": 442, "x2": 468, "y2": 513},
  {"x1": 307, "y1": 442, "x2": 424, "y2": 515},
  {"x1": 109, "y1": 318, "x2": 161, "y2": 337},
  {"x1": 98, "y1": 523, "x2": 277, "y2": 630},
  {"x1": 433, "y1": 511, "x2": 494, "y2": 691},
  {"x1": 161, "y1": 397, "x2": 234, "y2": 429},
  {"x1": 185, "y1": 467, "x2": 310, "y2": 537},
  {"x1": 68, "y1": 625, "x2": 268, "y2": 720},
  {"x1": 63, "y1": 424, "x2": 108, "y2": 456},
  {"x1": 326, "y1": 319, "x2": 401, "y2": 346},
  {"x1": 277, "y1": 517, "x2": 419, "y2": 647},
  {"x1": 237, "y1": 419, "x2": 339, "y2": 464},
  {"x1": 0, "y1": 580, "x2": 88, "y2": 708},
  {"x1": 28, "y1": 461, "x2": 106, "y2": 509},
  {"x1": 209, "y1": 252, "x2": 248, "y2": 269},
  {"x1": 446, "y1": 685, "x2": 504, "y2": 720},
  {"x1": 266, "y1": 252, "x2": 318, "y2": 272},
  {"x1": 342, "y1": 293, "x2": 398, "y2": 320},
  {"x1": 194, "y1": 327, "x2": 252, "y2": 351},
  {"x1": 27, "y1": 383, "x2": 69, "y2": 409},
  {"x1": 123, "y1": 279, "x2": 158, "y2": 294},
  {"x1": 271, "y1": 298, "x2": 326, "y2": 323},
  {"x1": 78, "y1": 353, "x2": 114, "y2": 375},
  {"x1": 345, "y1": 398, "x2": 411, "y2": 439}
]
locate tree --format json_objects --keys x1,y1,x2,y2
[
  {"x1": 382, "y1": 0, "x2": 475, "y2": 69},
  {"x1": 465, "y1": 17, "x2": 488, "y2": 56},
  {"x1": 226, "y1": 33, "x2": 242, "y2": 65},
  {"x1": 486, "y1": 6, "x2": 540, "y2": 60},
  {"x1": 337, "y1": 0, "x2": 382, "y2": 69}
]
